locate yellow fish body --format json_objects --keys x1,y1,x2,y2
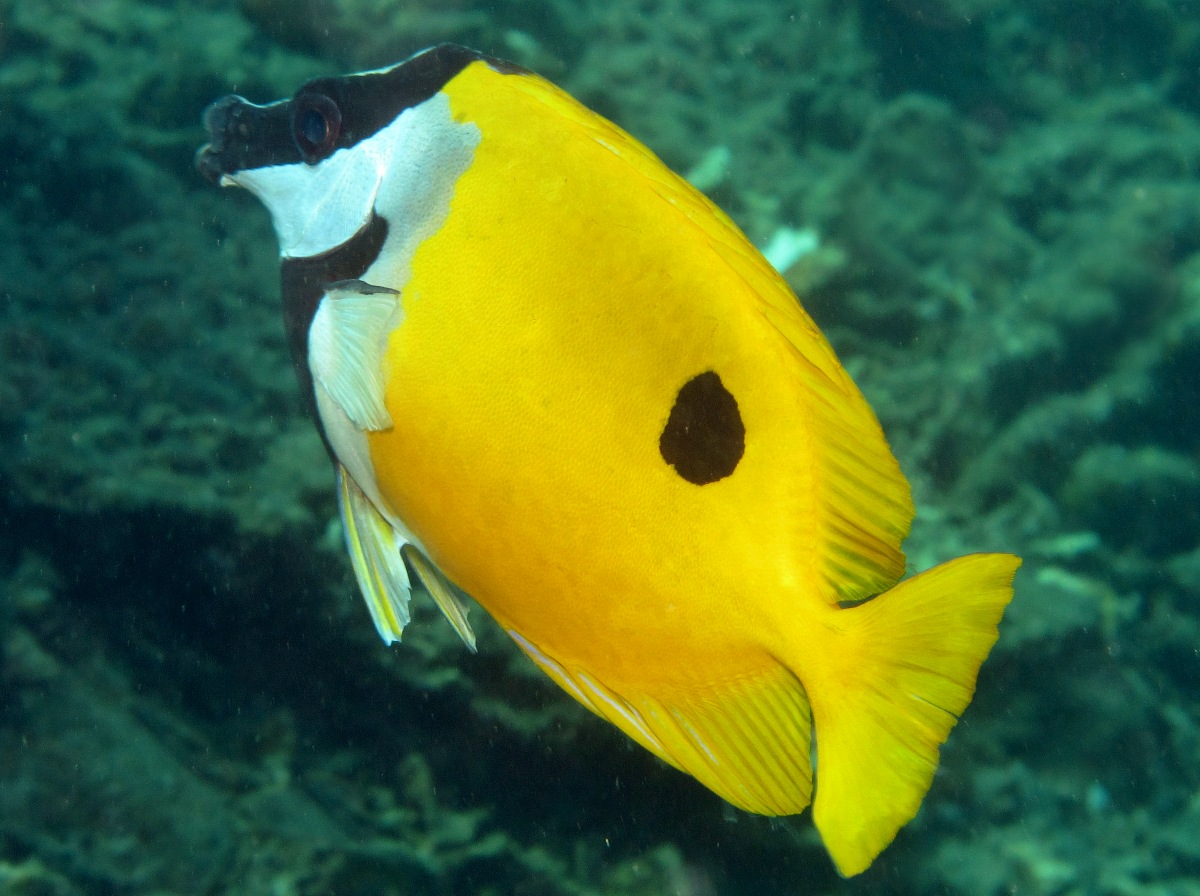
[{"x1": 197, "y1": 45, "x2": 1019, "y2": 876}]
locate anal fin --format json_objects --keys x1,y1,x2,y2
[
  {"x1": 338, "y1": 465, "x2": 411, "y2": 644},
  {"x1": 401, "y1": 544, "x2": 477, "y2": 653},
  {"x1": 507, "y1": 630, "x2": 813, "y2": 817}
]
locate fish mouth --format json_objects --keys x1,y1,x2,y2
[
  {"x1": 195, "y1": 94, "x2": 297, "y2": 185},
  {"x1": 195, "y1": 95, "x2": 244, "y2": 184}
]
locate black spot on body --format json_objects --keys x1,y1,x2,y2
[{"x1": 659, "y1": 371, "x2": 745, "y2": 485}]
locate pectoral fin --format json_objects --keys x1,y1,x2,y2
[
  {"x1": 401, "y1": 544, "x2": 477, "y2": 652},
  {"x1": 337, "y1": 465, "x2": 411, "y2": 644},
  {"x1": 309, "y1": 279, "x2": 400, "y2": 431}
]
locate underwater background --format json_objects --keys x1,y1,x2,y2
[{"x1": 2, "y1": 0, "x2": 1199, "y2": 893}]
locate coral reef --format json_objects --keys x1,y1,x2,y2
[{"x1": 3, "y1": 0, "x2": 1199, "y2": 892}]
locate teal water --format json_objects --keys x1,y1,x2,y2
[{"x1": 3, "y1": 1, "x2": 1199, "y2": 893}]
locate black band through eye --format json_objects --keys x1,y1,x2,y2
[{"x1": 291, "y1": 91, "x2": 342, "y2": 164}]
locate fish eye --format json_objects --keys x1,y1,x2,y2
[{"x1": 291, "y1": 92, "x2": 342, "y2": 164}]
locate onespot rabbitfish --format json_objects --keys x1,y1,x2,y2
[{"x1": 196, "y1": 45, "x2": 1020, "y2": 876}]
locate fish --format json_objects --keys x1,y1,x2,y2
[{"x1": 196, "y1": 44, "x2": 1020, "y2": 876}]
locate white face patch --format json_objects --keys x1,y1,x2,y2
[{"x1": 231, "y1": 91, "x2": 480, "y2": 260}]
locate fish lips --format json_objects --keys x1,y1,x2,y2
[{"x1": 195, "y1": 94, "x2": 298, "y2": 185}]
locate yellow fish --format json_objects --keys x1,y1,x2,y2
[{"x1": 197, "y1": 45, "x2": 1019, "y2": 876}]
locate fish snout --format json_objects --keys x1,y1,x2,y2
[
  {"x1": 195, "y1": 94, "x2": 295, "y2": 184},
  {"x1": 196, "y1": 95, "x2": 248, "y2": 184}
]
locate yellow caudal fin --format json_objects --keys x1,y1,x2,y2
[{"x1": 810, "y1": 553, "x2": 1020, "y2": 876}]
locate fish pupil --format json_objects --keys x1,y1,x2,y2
[
  {"x1": 659, "y1": 371, "x2": 745, "y2": 485},
  {"x1": 300, "y1": 108, "x2": 327, "y2": 146}
]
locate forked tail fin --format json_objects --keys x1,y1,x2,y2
[{"x1": 810, "y1": 552, "x2": 1020, "y2": 876}]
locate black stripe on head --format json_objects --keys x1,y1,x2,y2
[
  {"x1": 196, "y1": 44, "x2": 524, "y2": 183},
  {"x1": 281, "y1": 212, "x2": 389, "y2": 459}
]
